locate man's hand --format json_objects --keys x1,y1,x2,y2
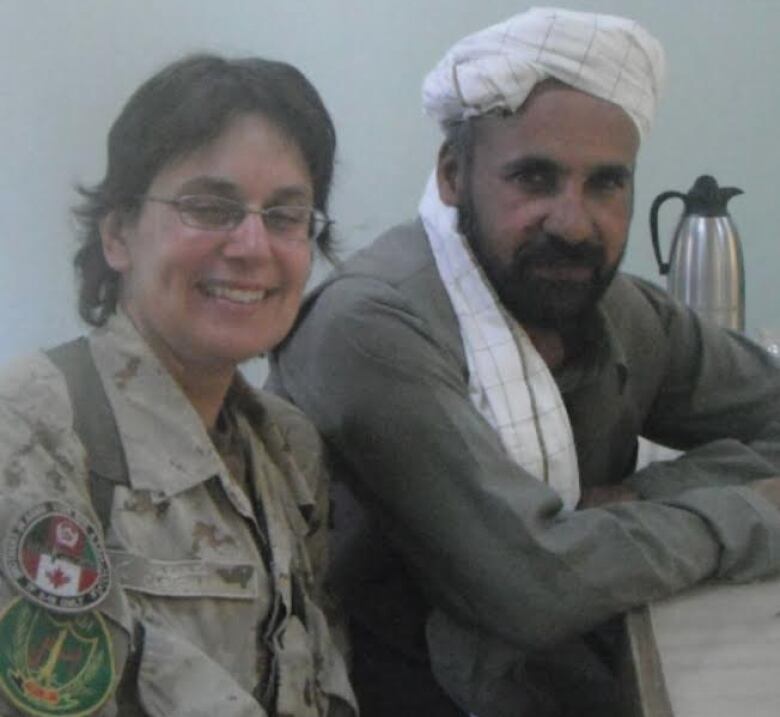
[
  {"x1": 748, "y1": 477, "x2": 780, "y2": 511},
  {"x1": 578, "y1": 484, "x2": 638, "y2": 509}
]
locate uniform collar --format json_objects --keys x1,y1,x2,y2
[{"x1": 88, "y1": 311, "x2": 229, "y2": 498}]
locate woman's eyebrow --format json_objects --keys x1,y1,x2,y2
[
  {"x1": 266, "y1": 185, "x2": 314, "y2": 205},
  {"x1": 176, "y1": 176, "x2": 241, "y2": 197}
]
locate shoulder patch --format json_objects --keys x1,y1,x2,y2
[
  {"x1": 3, "y1": 503, "x2": 110, "y2": 613},
  {"x1": 0, "y1": 597, "x2": 115, "y2": 716}
]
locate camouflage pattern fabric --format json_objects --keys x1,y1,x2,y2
[{"x1": 0, "y1": 313, "x2": 356, "y2": 716}]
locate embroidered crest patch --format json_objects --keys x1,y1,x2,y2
[
  {"x1": 3, "y1": 503, "x2": 110, "y2": 613},
  {"x1": 0, "y1": 597, "x2": 115, "y2": 716}
]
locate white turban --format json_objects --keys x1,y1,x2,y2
[{"x1": 422, "y1": 6, "x2": 665, "y2": 139}]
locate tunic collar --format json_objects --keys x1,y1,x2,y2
[
  {"x1": 554, "y1": 296, "x2": 629, "y2": 394},
  {"x1": 88, "y1": 312, "x2": 231, "y2": 499}
]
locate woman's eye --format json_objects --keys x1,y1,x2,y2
[
  {"x1": 180, "y1": 198, "x2": 241, "y2": 228},
  {"x1": 264, "y1": 207, "x2": 310, "y2": 232}
]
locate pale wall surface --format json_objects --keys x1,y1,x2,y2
[{"x1": 1, "y1": 0, "x2": 778, "y2": 374}]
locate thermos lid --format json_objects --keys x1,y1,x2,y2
[
  {"x1": 650, "y1": 174, "x2": 745, "y2": 277},
  {"x1": 684, "y1": 175, "x2": 743, "y2": 217}
]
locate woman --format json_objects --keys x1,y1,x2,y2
[{"x1": 0, "y1": 54, "x2": 356, "y2": 716}]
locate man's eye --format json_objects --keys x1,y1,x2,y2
[
  {"x1": 589, "y1": 171, "x2": 630, "y2": 193},
  {"x1": 179, "y1": 197, "x2": 242, "y2": 228},
  {"x1": 509, "y1": 168, "x2": 556, "y2": 193}
]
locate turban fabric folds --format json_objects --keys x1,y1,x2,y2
[{"x1": 422, "y1": 6, "x2": 665, "y2": 139}]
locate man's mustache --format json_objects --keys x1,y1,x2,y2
[{"x1": 514, "y1": 232, "x2": 606, "y2": 269}]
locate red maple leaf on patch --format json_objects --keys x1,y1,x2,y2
[{"x1": 45, "y1": 567, "x2": 71, "y2": 589}]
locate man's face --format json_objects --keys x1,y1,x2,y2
[{"x1": 438, "y1": 84, "x2": 639, "y2": 330}]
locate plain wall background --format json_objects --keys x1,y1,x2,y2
[{"x1": 2, "y1": 1, "x2": 778, "y2": 377}]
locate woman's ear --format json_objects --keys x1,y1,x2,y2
[
  {"x1": 436, "y1": 141, "x2": 462, "y2": 207},
  {"x1": 99, "y1": 211, "x2": 131, "y2": 272}
]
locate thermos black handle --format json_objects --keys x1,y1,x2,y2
[{"x1": 649, "y1": 190, "x2": 687, "y2": 275}]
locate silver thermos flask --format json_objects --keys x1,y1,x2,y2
[{"x1": 650, "y1": 175, "x2": 745, "y2": 332}]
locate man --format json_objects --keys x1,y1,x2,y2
[{"x1": 269, "y1": 8, "x2": 780, "y2": 716}]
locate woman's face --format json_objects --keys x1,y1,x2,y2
[{"x1": 102, "y1": 113, "x2": 314, "y2": 381}]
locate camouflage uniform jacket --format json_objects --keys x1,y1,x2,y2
[{"x1": 0, "y1": 312, "x2": 357, "y2": 716}]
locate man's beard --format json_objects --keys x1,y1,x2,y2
[{"x1": 457, "y1": 196, "x2": 622, "y2": 331}]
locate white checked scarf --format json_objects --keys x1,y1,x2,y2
[
  {"x1": 419, "y1": 174, "x2": 580, "y2": 509},
  {"x1": 422, "y1": 6, "x2": 665, "y2": 140}
]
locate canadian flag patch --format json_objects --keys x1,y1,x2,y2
[{"x1": 3, "y1": 502, "x2": 110, "y2": 612}]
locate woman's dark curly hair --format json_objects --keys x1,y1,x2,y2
[{"x1": 73, "y1": 53, "x2": 337, "y2": 326}]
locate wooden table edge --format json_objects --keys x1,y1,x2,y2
[{"x1": 621, "y1": 606, "x2": 676, "y2": 717}]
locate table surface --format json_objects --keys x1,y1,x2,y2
[{"x1": 625, "y1": 575, "x2": 780, "y2": 716}]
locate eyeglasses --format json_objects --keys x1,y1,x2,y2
[{"x1": 143, "y1": 194, "x2": 332, "y2": 242}]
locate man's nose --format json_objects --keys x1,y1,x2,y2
[
  {"x1": 223, "y1": 213, "x2": 273, "y2": 258},
  {"x1": 542, "y1": 186, "x2": 594, "y2": 243}
]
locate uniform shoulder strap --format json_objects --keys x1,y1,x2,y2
[
  {"x1": 46, "y1": 336, "x2": 130, "y2": 533},
  {"x1": 47, "y1": 338, "x2": 146, "y2": 707}
]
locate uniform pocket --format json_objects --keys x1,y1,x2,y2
[
  {"x1": 107, "y1": 549, "x2": 260, "y2": 600},
  {"x1": 137, "y1": 620, "x2": 265, "y2": 717},
  {"x1": 106, "y1": 549, "x2": 270, "y2": 714}
]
